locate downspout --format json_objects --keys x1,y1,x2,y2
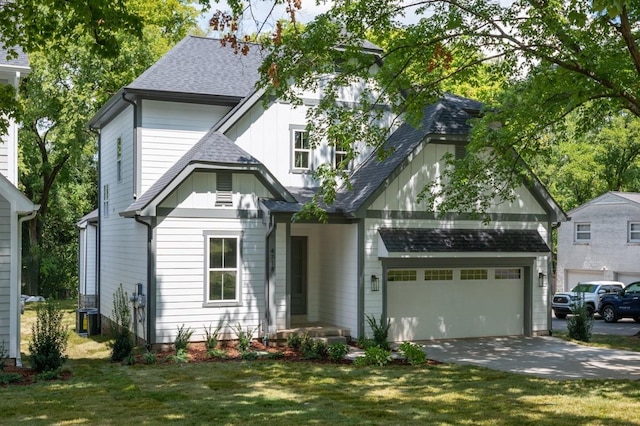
[
  {"x1": 17, "y1": 209, "x2": 39, "y2": 367},
  {"x1": 135, "y1": 215, "x2": 153, "y2": 349},
  {"x1": 121, "y1": 92, "x2": 139, "y2": 200},
  {"x1": 264, "y1": 213, "x2": 276, "y2": 337}
]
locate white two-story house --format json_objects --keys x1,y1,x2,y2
[
  {"x1": 86, "y1": 36, "x2": 566, "y2": 346},
  {"x1": 0, "y1": 45, "x2": 38, "y2": 365},
  {"x1": 556, "y1": 191, "x2": 640, "y2": 291}
]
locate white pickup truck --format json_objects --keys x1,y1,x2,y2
[{"x1": 551, "y1": 281, "x2": 624, "y2": 319}]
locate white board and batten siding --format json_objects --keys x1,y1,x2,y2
[
  {"x1": 99, "y1": 106, "x2": 147, "y2": 323},
  {"x1": 0, "y1": 195, "x2": 11, "y2": 344},
  {"x1": 154, "y1": 217, "x2": 267, "y2": 343},
  {"x1": 140, "y1": 101, "x2": 232, "y2": 194}
]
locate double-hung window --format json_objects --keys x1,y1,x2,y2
[
  {"x1": 575, "y1": 223, "x2": 591, "y2": 242},
  {"x1": 334, "y1": 140, "x2": 349, "y2": 170},
  {"x1": 205, "y1": 232, "x2": 241, "y2": 305},
  {"x1": 629, "y1": 222, "x2": 640, "y2": 242},
  {"x1": 291, "y1": 126, "x2": 311, "y2": 172}
]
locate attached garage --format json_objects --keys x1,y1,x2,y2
[
  {"x1": 387, "y1": 267, "x2": 524, "y2": 340},
  {"x1": 563, "y1": 270, "x2": 605, "y2": 292},
  {"x1": 378, "y1": 228, "x2": 551, "y2": 341}
]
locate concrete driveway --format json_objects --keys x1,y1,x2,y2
[{"x1": 421, "y1": 336, "x2": 640, "y2": 380}]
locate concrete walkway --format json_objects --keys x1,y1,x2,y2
[{"x1": 420, "y1": 336, "x2": 640, "y2": 380}]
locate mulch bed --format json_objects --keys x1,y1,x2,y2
[{"x1": 2, "y1": 340, "x2": 441, "y2": 387}]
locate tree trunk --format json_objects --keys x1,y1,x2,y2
[{"x1": 22, "y1": 216, "x2": 41, "y2": 295}]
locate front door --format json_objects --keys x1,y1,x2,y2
[{"x1": 290, "y1": 236, "x2": 308, "y2": 316}]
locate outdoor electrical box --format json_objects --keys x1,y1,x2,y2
[{"x1": 129, "y1": 283, "x2": 146, "y2": 308}]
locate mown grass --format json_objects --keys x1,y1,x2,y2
[
  {"x1": 4, "y1": 302, "x2": 639, "y2": 425},
  {"x1": 554, "y1": 330, "x2": 640, "y2": 352}
]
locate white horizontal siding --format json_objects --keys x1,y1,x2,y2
[
  {"x1": 154, "y1": 217, "x2": 267, "y2": 344},
  {"x1": 99, "y1": 106, "x2": 147, "y2": 323},
  {"x1": 0, "y1": 195, "x2": 9, "y2": 343},
  {"x1": 141, "y1": 100, "x2": 230, "y2": 131},
  {"x1": 0, "y1": 136, "x2": 8, "y2": 181}
]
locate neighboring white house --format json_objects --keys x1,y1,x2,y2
[
  {"x1": 556, "y1": 192, "x2": 640, "y2": 292},
  {"x1": 0, "y1": 45, "x2": 39, "y2": 365},
  {"x1": 86, "y1": 36, "x2": 566, "y2": 346}
]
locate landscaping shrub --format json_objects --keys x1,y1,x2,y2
[
  {"x1": 286, "y1": 333, "x2": 301, "y2": 349},
  {"x1": 567, "y1": 302, "x2": 593, "y2": 342},
  {"x1": 365, "y1": 314, "x2": 391, "y2": 350},
  {"x1": 169, "y1": 348, "x2": 189, "y2": 364},
  {"x1": 0, "y1": 372, "x2": 21, "y2": 385},
  {"x1": 356, "y1": 336, "x2": 376, "y2": 350},
  {"x1": 300, "y1": 337, "x2": 328, "y2": 360},
  {"x1": 203, "y1": 323, "x2": 222, "y2": 352},
  {"x1": 143, "y1": 351, "x2": 157, "y2": 364},
  {"x1": 232, "y1": 323, "x2": 259, "y2": 353},
  {"x1": 28, "y1": 301, "x2": 68, "y2": 374},
  {"x1": 354, "y1": 346, "x2": 392, "y2": 367},
  {"x1": 0, "y1": 340, "x2": 7, "y2": 371},
  {"x1": 174, "y1": 325, "x2": 194, "y2": 352},
  {"x1": 399, "y1": 341, "x2": 427, "y2": 365},
  {"x1": 110, "y1": 284, "x2": 134, "y2": 362},
  {"x1": 327, "y1": 342, "x2": 349, "y2": 362}
]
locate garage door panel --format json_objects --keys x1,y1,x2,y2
[
  {"x1": 387, "y1": 268, "x2": 524, "y2": 341},
  {"x1": 565, "y1": 271, "x2": 604, "y2": 291}
]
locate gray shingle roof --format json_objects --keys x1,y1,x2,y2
[
  {"x1": 335, "y1": 93, "x2": 482, "y2": 212},
  {"x1": 379, "y1": 228, "x2": 550, "y2": 253},
  {"x1": 127, "y1": 36, "x2": 263, "y2": 98},
  {"x1": 0, "y1": 44, "x2": 29, "y2": 68},
  {"x1": 124, "y1": 129, "x2": 261, "y2": 214}
]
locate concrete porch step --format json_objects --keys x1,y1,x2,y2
[
  {"x1": 313, "y1": 335, "x2": 347, "y2": 345},
  {"x1": 273, "y1": 323, "x2": 351, "y2": 341}
]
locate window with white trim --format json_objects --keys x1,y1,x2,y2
[
  {"x1": 102, "y1": 184, "x2": 109, "y2": 217},
  {"x1": 291, "y1": 128, "x2": 311, "y2": 171},
  {"x1": 334, "y1": 140, "x2": 349, "y2": 170},
  {"x1": 116, "y1": 137, "x2": 122, "y2": 182},
  {"x1": 629, "y1": 222, "x2": 640, "y2": 242},
  {"x1": 575, "y1": 223, "x2": 591, "y2": 242},
  {"x1": 206, "y1": 235, "x2": 240, "y2": 303},
  {"x1": 387, "y1": 270, "x2": 417, "y2": 282}
]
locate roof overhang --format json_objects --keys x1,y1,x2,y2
[
  {"x1": 377, "y1": 228, "x2": 550, "y2": 258},
  {"x1": 0, "y1": 174, "x2": 39, "y2": 214}
]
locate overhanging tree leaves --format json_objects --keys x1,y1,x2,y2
[{"x1": 213, "y1": 0, "x2": 640, "y2": 216}]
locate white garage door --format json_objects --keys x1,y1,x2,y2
[
  {"x1": 616, "y1": 273, "x2": 640, "y2": 285},
  {"x1": 387, "y1": 267, "x2": 524, "y2": 341},
  {"x1": 565, "y1": 270, "x2": 605, "y2": 291}
]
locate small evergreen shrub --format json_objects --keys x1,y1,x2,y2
[
  {"x1": 0, "y1": 372, "x2": 21, "y2": 384},
  {"x1": 143, "y1": 351, "x2": 157, "y2": 364},
  {"x1": 286, "y1": 333, "x2": 301, "y2": 349},
  {"x1": 399, "y1": 341, "x2": 427, "y2": 365},
  {"x1": 356, "y1": 336, "x2": 376, "y2": 350},
  {"x1": 169, "y1": 348, "x2": 189, "y2": 364},
  {"x1": 327, "y1": 342, "x2": 349, "y2": 362},
  {"x1": 207, "y1": 348, "x2": 227, "y2": 359},
  {"x1": 29, "y1": 301, "x2": 68, "y2": 373},
  {"x1": 299, "y1": 334, "x2": 328, "y2": 359},
  {"x1": 203, "y1": 323, "x2": 222, "y2": 351},
  {"x1": 567, "y1": 302, "x2": 593, "y2": 342},
  {"x1": 0, "y1": 340, "x2": 8, "y2": 371},
  {"x1": 110, "y1": 284, "x2": 134, "y2": 362},
  {"x1": 365, "y1": 314, "x2": 391, "y2": 350},
  {"x1": 174, "y1": 325, "x2": 194, "y2": 352},
  {"x1": 354, "y1": 346, "x2": 392, "y2": 367},
  {"x1": 241, "y1": 350, "x2": 259, "y2": 360}
]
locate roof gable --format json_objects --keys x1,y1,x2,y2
[
  {"x1": 568, "y1": 191, "x2": 640, "y2": 216},
  {"x1": 0, "y1": 173, "x2": 38, "y2": 213},
  {"x1": 122, "y1": 129, "x2": 293, "y2": 216}
]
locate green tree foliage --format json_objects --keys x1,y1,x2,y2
[
  {"x1": 212, "y1": 0, "x2": 640, "y2": 216},
  {"x1": 17, "y1": 0, "x2": 201, "y2": 296}
]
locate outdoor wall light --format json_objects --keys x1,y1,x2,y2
[
  {"x1": 538, "y1": 272, "x2": 545, "y2": 287},
  {"x1": 371, "y1": 275, "x2": 380, "y2": 292}
]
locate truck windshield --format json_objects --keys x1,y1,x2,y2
[{"x1": 571, "y1": 284, "x2": 597, "y2": 293}]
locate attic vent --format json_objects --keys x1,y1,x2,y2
[
  {"x1": 215, "y1": 172, "x2": 233, "y2": 207},
  {"x1": 455, "y1": 145, "x2": 466, "y2": 160}
]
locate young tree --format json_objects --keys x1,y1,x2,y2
[{"x1": 211, "y1": 0, "x2": 640, "y2": 216}]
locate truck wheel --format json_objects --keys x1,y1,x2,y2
[
  {"x1": 554, "y1": 312, "x2": 567, "y2": 319},
  {"x1": 602, "y1": 305, "x2": 618, "y2": 323},
  {"x1": 586, "y1": 305, "x2": 595, "y2": 317}
]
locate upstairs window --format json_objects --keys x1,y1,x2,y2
[
  {"x1": 102, "y1": 184, "x2": 109, "y2": 217},
  {"x1": 291, "y1": 127, "x2": 311, "y2": 172},
  {"x1": 116, "y1": 137, "x2": 122, "y2": 182},
  {"x1": 575, "y1": 223, "x2": 591, "y2": 242},
  {"x1": 334, "y1": 140, "x2": 349, "y2": 170},
  {"x1": 629, "y1": 222, "x2": 640, "y2": 242}
]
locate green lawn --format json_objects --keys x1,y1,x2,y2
[{"x1": 3, "y1": 302, "x2": 639, "y2": 425}]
